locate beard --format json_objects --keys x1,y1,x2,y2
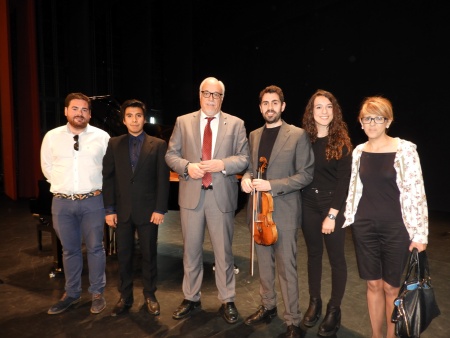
[
  {"x1": 68, "y1": 116, "x2": 89, "y2": 130},
  {"x1": 263, "y1": 110, "x2": 281, "y2": 124}
]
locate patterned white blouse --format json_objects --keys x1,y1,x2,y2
[{"x1": 343, "y1": 138, "x2": 428, "y2": 244}]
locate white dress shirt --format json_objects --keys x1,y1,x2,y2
[
  {"x1": 40, "y1": 123, "x2": 110, "y2": 194},
  {"x1": 200, "y1": 111, "x2": 220, "y2": 157}
]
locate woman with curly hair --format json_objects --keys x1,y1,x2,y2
[{"x1": 301, "y1": 89, "x2": 353, "y2": 336}]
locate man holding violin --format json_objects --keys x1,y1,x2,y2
[{"x1": 241, "y1": 85, "x2": 314, "y2": 338}]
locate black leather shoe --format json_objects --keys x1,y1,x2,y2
[
  {"x1": 172, "y1": 299, "x2": 201, "y2": 319},
  {"x1": 111, "y1": 298, "x2": 132, "y2": 317},
  {"x1": 302, "y1": 297, "x2": 322, "y2": 327},
  {"x1": 146, "y1": 298, "x2": 160, "y2": 316},
  {"x1": 285, "y1": 324, "x2": 303, "y2": 338},
  {"x1": 219, "y1": 302, "x2": 239, "y2": 324},
  {"x1": 317, "y1": 304, "x2": 341, "y2": 337},
  {"x1": 244, "y1": 305, "x2": 277, "y2": 325}
]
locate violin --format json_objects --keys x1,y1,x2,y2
[
  {"x1": 250, "y1": 157, "x2": 278, "y2": 276},
  {"x1": 253, "y1": 157, "x2": 278, "y2": 245}
]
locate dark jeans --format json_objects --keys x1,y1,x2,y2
[
  {"x1": 301, "y1": 188, "x2": 347, "y2": 307},
  {"x1": 52, "y1": 195, "x2": 106, "y2": 298}
]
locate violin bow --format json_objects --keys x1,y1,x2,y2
[
  {"x1": 251, "y1": 178, "x2": 256, "y2": 277},
  {"x1": 250, "y1": 157, "x2": 268, "y2": 276}
]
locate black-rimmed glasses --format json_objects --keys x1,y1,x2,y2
[
  {"x1": 201, "y1": 90, "x2": 223, "y2": 99},
  {"x1": 73, "y1": 135, "x2": 79, "y2": 151},
  {"x1": 361, "y1": 116, "x2": 388, "y2": 124}
]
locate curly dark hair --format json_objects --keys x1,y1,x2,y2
[{"x1": 302, "y1": 89, "x2": 352, "y2": 160}]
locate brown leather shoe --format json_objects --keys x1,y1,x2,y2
[
  {"x1": 244, "y1": 305, "x2": 277, "y2": 325},
  {"x1": 172, "y1": 299, "x2": 201, "y2": 319},
  {"x1": 145, "y1": 298, "x2": 160, "y2": 316},
  {"x1": 219, "y1": 302, "x2": 239, "y2": 324},
  {"x1": 285, "y1": 324, "x2": 303, "y2": 338},
  {"x1": 111, "y1": 298, "x2": 132, "y2": 317}
]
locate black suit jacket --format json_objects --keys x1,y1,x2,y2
[{"x1": 102, "y1": 133, "x2": 170, "y2": 224}]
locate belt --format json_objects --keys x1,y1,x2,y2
[
  {"x1": 307, "y1": 188, "x2": 333, "y2": 194},
  {"x1": 53, "y1": 190, "x2": 102, "y2": 200},
  {"x1": 201, "y1": 185, "x2": 213, "y2": 190}
]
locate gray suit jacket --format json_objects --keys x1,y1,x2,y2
[
  {"x1": 243, "y1": 121, "x2": 314, "y2": 230},
  {"x1": 165, "y1": 110, "x2": 249, "y2": 213}
]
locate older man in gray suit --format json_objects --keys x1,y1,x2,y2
[
  {"x1": 165, "y1": 77, "x2": 249, "y2": 324},
  {"x1": 241, "y1": 85, "x2": 314, "y2": 338}
]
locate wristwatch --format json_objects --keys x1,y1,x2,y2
[
  {"x1": 327, "y1": 214, "x2": 336, "y2": 220},
  {"x1": 183, "y1": 162, "x2": 190, "y2": 179}
]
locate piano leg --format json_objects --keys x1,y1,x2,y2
[
  {"x1": 36, "y1": 216, "x2": 64, "y2": 278},
  {"x1": 49, "y1": 231, "x2": 64, "y2": 278}
]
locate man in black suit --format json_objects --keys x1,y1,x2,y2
[{"x1": 102, "y1": 99, "x2": 170, "y2": 317}]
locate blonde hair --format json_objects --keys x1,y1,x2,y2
[{"x1": 359, "y1": 96, "x2": 394, "y2": 121}]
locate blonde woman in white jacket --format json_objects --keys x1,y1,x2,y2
[{"x1": 343, "y1": 96, "x2": 428, "y2": 338}]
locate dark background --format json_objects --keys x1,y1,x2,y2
[{"x1": 7, "y1": 0, "x2": 450, "y2": 212}]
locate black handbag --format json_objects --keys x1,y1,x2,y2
[{"x1": 391, "y1": 248, "x2": 440, "y2": 337}]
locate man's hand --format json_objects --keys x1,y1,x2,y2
[
  {"x1": 186, "y1": 162, "x2": 205, "y2": 179},
  {"x1": 252, "y1": 178, "x2": 271, "y2": 192},
  {"x1": 198, "y1": 159, "x2": 225, "y2": 173},
  {"x1": 151, "y1": 212, "x2": 164, "y2": 225},
  {"x1": 105, "y1": 214, "x2": 117, "y2": 228},
  {"x1": 241, "y1": 178, "x2": 253, "y2": 193}
]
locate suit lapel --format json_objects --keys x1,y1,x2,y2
[
  {"x1": 133, "y1": 134, "x2": 152, "y2": 176},
  {"x1": 119, "y1": 135, "x2": 134, "y2": 177},
  {"x1": 213, "y1": 112, "x2": 227, "y2": 158},
  {"x1": 252, "y1": 127, "x2": 264, "y2": 174},
  {"x1": 191, "y1": 111, "x2": 202, "y2": 160},
  {"x1": 267, "y1": 121, "x2": 290, "y2": 169}
]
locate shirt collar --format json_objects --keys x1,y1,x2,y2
[
  {"x1": 129, "y1": 132, "x2": 145, "y2": 142},
  {"x1": 200, "y1": 111, "x2": 220, "y2": 120}
]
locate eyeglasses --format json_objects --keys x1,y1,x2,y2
[
  {"x1": 73, "y1": 135, "x2": 79, "y2": 151},
  {"x1": 361, "y1": 116, "x2": 388, "y2": 124},
  {"x1": 201, "y1": 91, "x2": 223, "y2": 99}
]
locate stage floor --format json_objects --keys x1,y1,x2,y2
[{"x1": 0, "y1": 195, "x2": 448, "y2": 338}]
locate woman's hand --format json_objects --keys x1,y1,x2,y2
[{"x1": 409, "y1": 241, "x2": 427, "y2": 252}]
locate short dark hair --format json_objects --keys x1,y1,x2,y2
[
  {"x1": 259, "y1": 85, "x2": 284, "y2": 104},
  {"x1": 120, "y1": 99, "x2": 146, "y2": 120},
  {"x1": 65, "y1": 93, "x2": 91, "y2": 110}
]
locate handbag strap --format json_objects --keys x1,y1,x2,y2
[{"x1": 403, "y1": 248, "x2": 431, "y2": 285}]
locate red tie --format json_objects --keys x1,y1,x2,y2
[{"x1": 202, "y1": 117, "x2": 215, "y2": 188}]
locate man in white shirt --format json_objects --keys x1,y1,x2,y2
[{"x1": 41, "y1": 92, "x2": 110, "y2": 315}]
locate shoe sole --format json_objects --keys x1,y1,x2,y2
[
  {"x1": 47, "y1": 297, "x2": 81, "y2": 315},
  {"x1": 111, "y1": 304, "x2": 132, "y2": 317},
  {"x1": 90, "y1": 301, "x2": 106, "y2": 314},
  {"x1": 302, "y1": 314, "x2": 321, "y2": 328},
  {"x1": 172, "y1": 304, "x2": 201, "y2": 320},
  {"x1": 244, "y1": 312, "x2": 277, "y2": 326},
  {"x1": 148, "y1": 308, "x2": 160, "y2": 316},
  {"x1": 318, "y1": 323, "x2": 340, "y2": 337},
  {"x1": 221, "y1": 312, "x2": 239, "y2": 324}
]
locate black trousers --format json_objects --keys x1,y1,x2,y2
[
  {"x1": 301, "y1": 189, "x2": 347, "y2": 307},
  {"x1": 115, "y1": 219, "x2": 159, "y2": 302}
]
